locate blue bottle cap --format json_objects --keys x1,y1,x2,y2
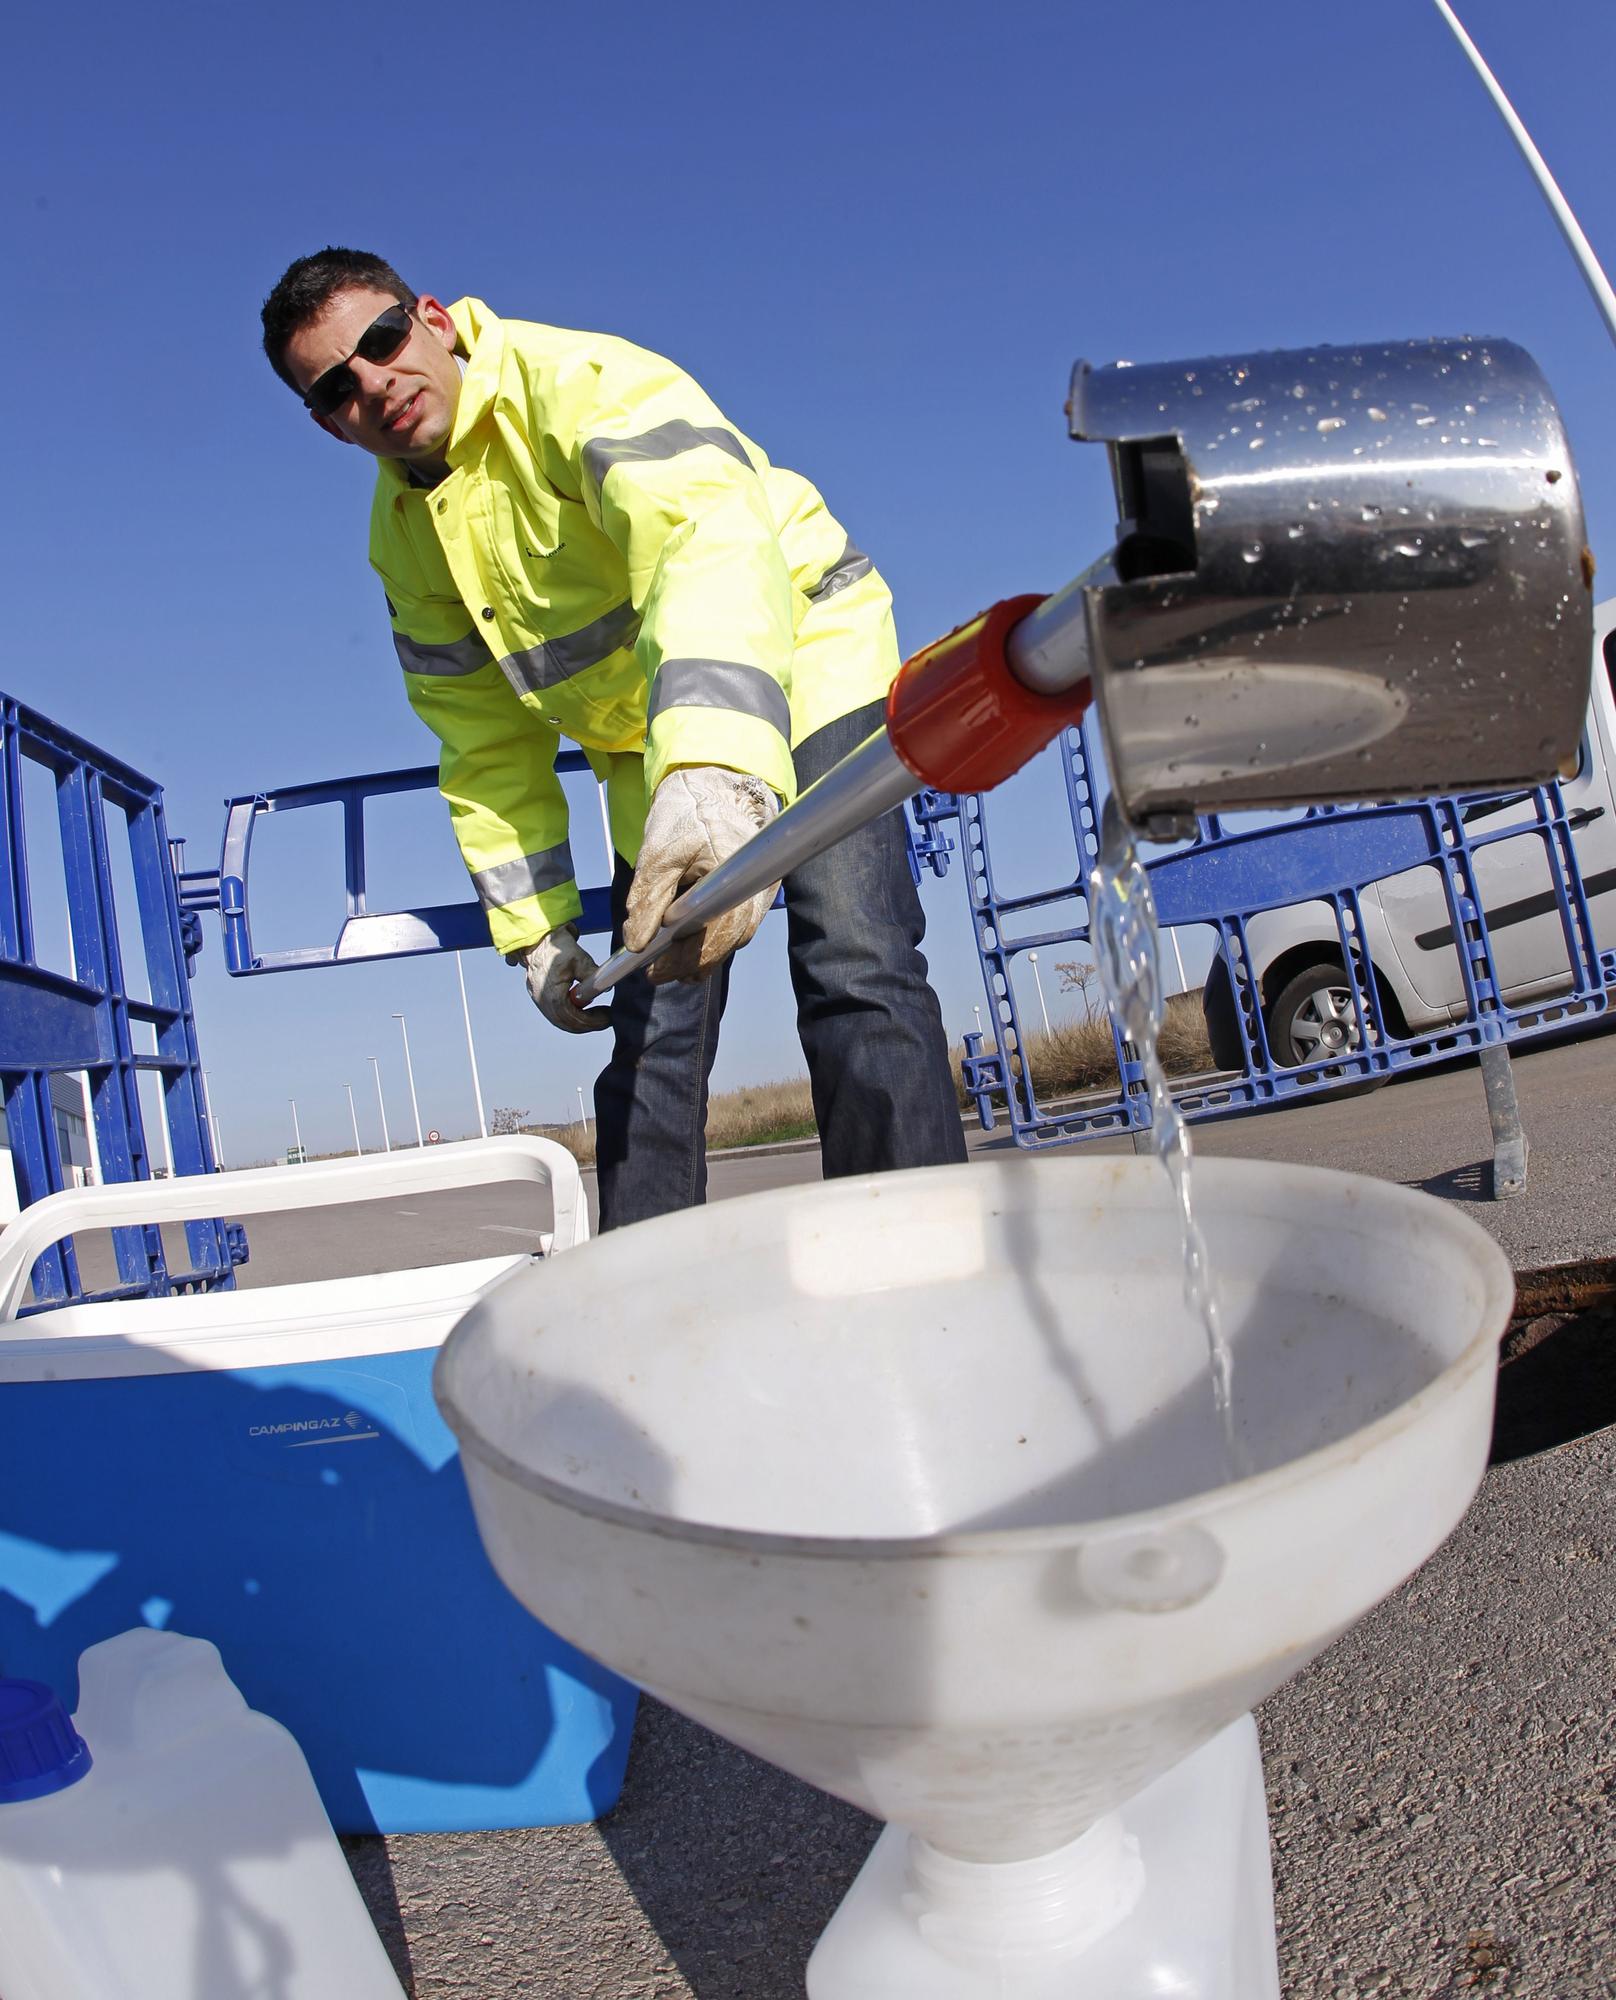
[{"x1": 0, "y1": 1677, "x2": 93, "y2": 1803}]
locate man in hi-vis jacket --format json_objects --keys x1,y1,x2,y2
[{"x1": 261, "y1": 248, "x2": 965, "y2": 1228}]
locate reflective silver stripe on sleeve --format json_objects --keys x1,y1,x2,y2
[
  {"x1": 582, "y1": 420, "x2": 753, "y2": 495},
  {"x1": 646, "y1": 659, "x2": 792, "y2": 741},
  {"x1": 471, "y1": 843, "x2": 577, "y2": 911},
  {"x1": 393, "y1": 629, "x2": 494, "y2": 678},
  {"x1": 806, "y1": 539, "x2": 873, "y2": 602},
  {"x1": 499, "y1": 601, "x2": 641, "y2": 696}
]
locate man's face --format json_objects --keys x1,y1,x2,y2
[{"x1": 283, "y1": 284, "x2": 462, "y2": 462}]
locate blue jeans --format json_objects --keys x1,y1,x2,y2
[{"x1": 594, "y1": 700, "x2": 967, "y2": 1230}]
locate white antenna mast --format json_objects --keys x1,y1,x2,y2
[{"x1": 1433, "y1": 0, "x2": 1616, "y2": 349}]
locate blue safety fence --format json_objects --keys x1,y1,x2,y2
[
  {"x1": 192, "y1": 750, "x2": 954, "y2": 976},
  {"x1": 934, "y1": 703, "x2": 1615, "y2": 1149},
  {"x1": 0, "y1": 694, "x2": 243, "y2": 1309}
]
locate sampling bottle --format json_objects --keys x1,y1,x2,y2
[{"x1": 0, "y1": 1627, "x2": 405, "y2": 1999}]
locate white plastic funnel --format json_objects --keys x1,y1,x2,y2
[{"x1": 436, "y1": 1157, "x2": 1511, "y2": 1978}]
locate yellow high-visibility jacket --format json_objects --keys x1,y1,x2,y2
[{"x1": 369, "y1": 298, "x2": 902, "y2": 955}]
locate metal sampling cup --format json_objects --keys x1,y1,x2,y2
[{"x1": 1066, "y1": 336, "x2": 1593, "y2": 837}]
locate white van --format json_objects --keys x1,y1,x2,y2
[{"x1": 1201, "y1": 598, "x2": 1616, "y2": 1069}]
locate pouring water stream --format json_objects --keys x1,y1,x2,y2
[{"x1": 1089, "y1": 797, "x2": 1246, "y2": 1480}]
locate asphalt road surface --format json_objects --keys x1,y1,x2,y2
[
  {"x1": 212, "y1": 1027, "x2": 1615, "y2": 1285},
  {"x1": 27, "y1": 1033, "x2": 1616, "y2": 1996}
]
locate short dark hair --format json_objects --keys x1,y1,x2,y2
[{"x1": 261, "y1": 248, "x2": 418, "y2": 390}]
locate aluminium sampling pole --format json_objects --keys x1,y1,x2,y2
[{"x1": 573, "y1": 584, "x2": 1095, "y2": 1004}]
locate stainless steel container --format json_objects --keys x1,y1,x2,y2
[{"x1": 1068, "y1": 337, "x2": 1594, "y2": 837}]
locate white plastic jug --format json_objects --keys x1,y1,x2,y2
[{"x1": 0, "y1": 1627, "x2": 405, "y2": 2000}]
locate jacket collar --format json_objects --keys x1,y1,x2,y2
[
  {"x1": 445, "y1": 297, "x2": 502, "y2": 457},
  {"x1": 374, "y1": 296, "x2": 502, "y2": 498}
]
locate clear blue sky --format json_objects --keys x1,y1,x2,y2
[{"x1": 6, "y1": 0, "x2": 1616, "y2": 1164}]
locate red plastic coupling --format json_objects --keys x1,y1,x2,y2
[{"x1": 884, "y1": 594, "x2": 1092, "y2": 794}]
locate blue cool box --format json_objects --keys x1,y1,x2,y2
[{"x1": 0, "y1": 1255, "x2": 638, "y2": 1834}]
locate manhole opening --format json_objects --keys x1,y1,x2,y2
[{"x1": 1490, "y1": 1257, "x2": 1616, "y2": 1464}]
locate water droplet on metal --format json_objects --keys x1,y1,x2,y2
[{"x1": 1241, "y1": 543, "x2": 1264, "y2": 564}]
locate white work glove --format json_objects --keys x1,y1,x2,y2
[
  {"x1": 517, "y1": 926, "x2": 613, "y2": 1033},
  {"x1": 624, "y1": 767, "x2": 780, "y2": 984}
]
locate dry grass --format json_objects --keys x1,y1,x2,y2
[
  {"x1": 532, "y1": 1074, "x2": 819, "y2": 1171},
  {"x1": 531, "y1": 1118, "x2": 598, "y2": 1169},
  {"x1": 530, "y1": 992, "x2": 1213, "y2": 1166},
  {"x1": 705, "y1": 1076, "x2": 820, "y2": 1151},
  {"x1": 989, "y1": 990, "x2": 1213, "y2": 1099}
]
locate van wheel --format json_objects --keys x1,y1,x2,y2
[{"x1": 1267, "y1": 961, "x2": 1371, "y2": 1068}]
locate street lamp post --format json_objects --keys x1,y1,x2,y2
[
  {"x1": 201, "y1": 1069, "x2": 224, "y2": 1170},
  {"x1": 596, "y1": 781, "x2": 615, "y2": 877},
  {"x1": 368, "y1": 1055, "x2": 391, "y2": 1153},
  {"x1": 344, "y1": 1084, "x2": 363, "y2": 1157},
  {"x1": 455, "y1": 955, "x2": 488, "y2": 1139},
  {"x1": 149, "y1": 1077, "x2": 175, "y2": 1179},
  {"x1": 575, "y1": 1084, "x2": 590, "y2": 1133},
  {"x1": 1164, "y1": 927, "x2": 1189, "y2": 997},
  {"x1": 289, "y1": 1098, "x2": 304, "y2": 1163},
  {"x1": 392, "y1": 1013, "x2": 425, "y2": 1147},
  {"x1": 1027, "y1": 951, "x2": 1052, "y2": 1037}
]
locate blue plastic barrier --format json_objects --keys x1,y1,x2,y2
[
  {"x1": 0, "y1": 695, "x2": 241, "y2": 1306},
  {"x1": 194, "y1": 750, "x2": 952, "y2": 975},
  {"x1": 944, "y1": 704, "x2": 1613, "y2": 1150}
]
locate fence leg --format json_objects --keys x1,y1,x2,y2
[{"x1": 1479, "y1": 1043, "x2": 1528, "y2": 1198}]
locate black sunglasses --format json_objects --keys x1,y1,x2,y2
[{"x1": 301, "y1": 303, "x2": 416, "y2": 417}]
